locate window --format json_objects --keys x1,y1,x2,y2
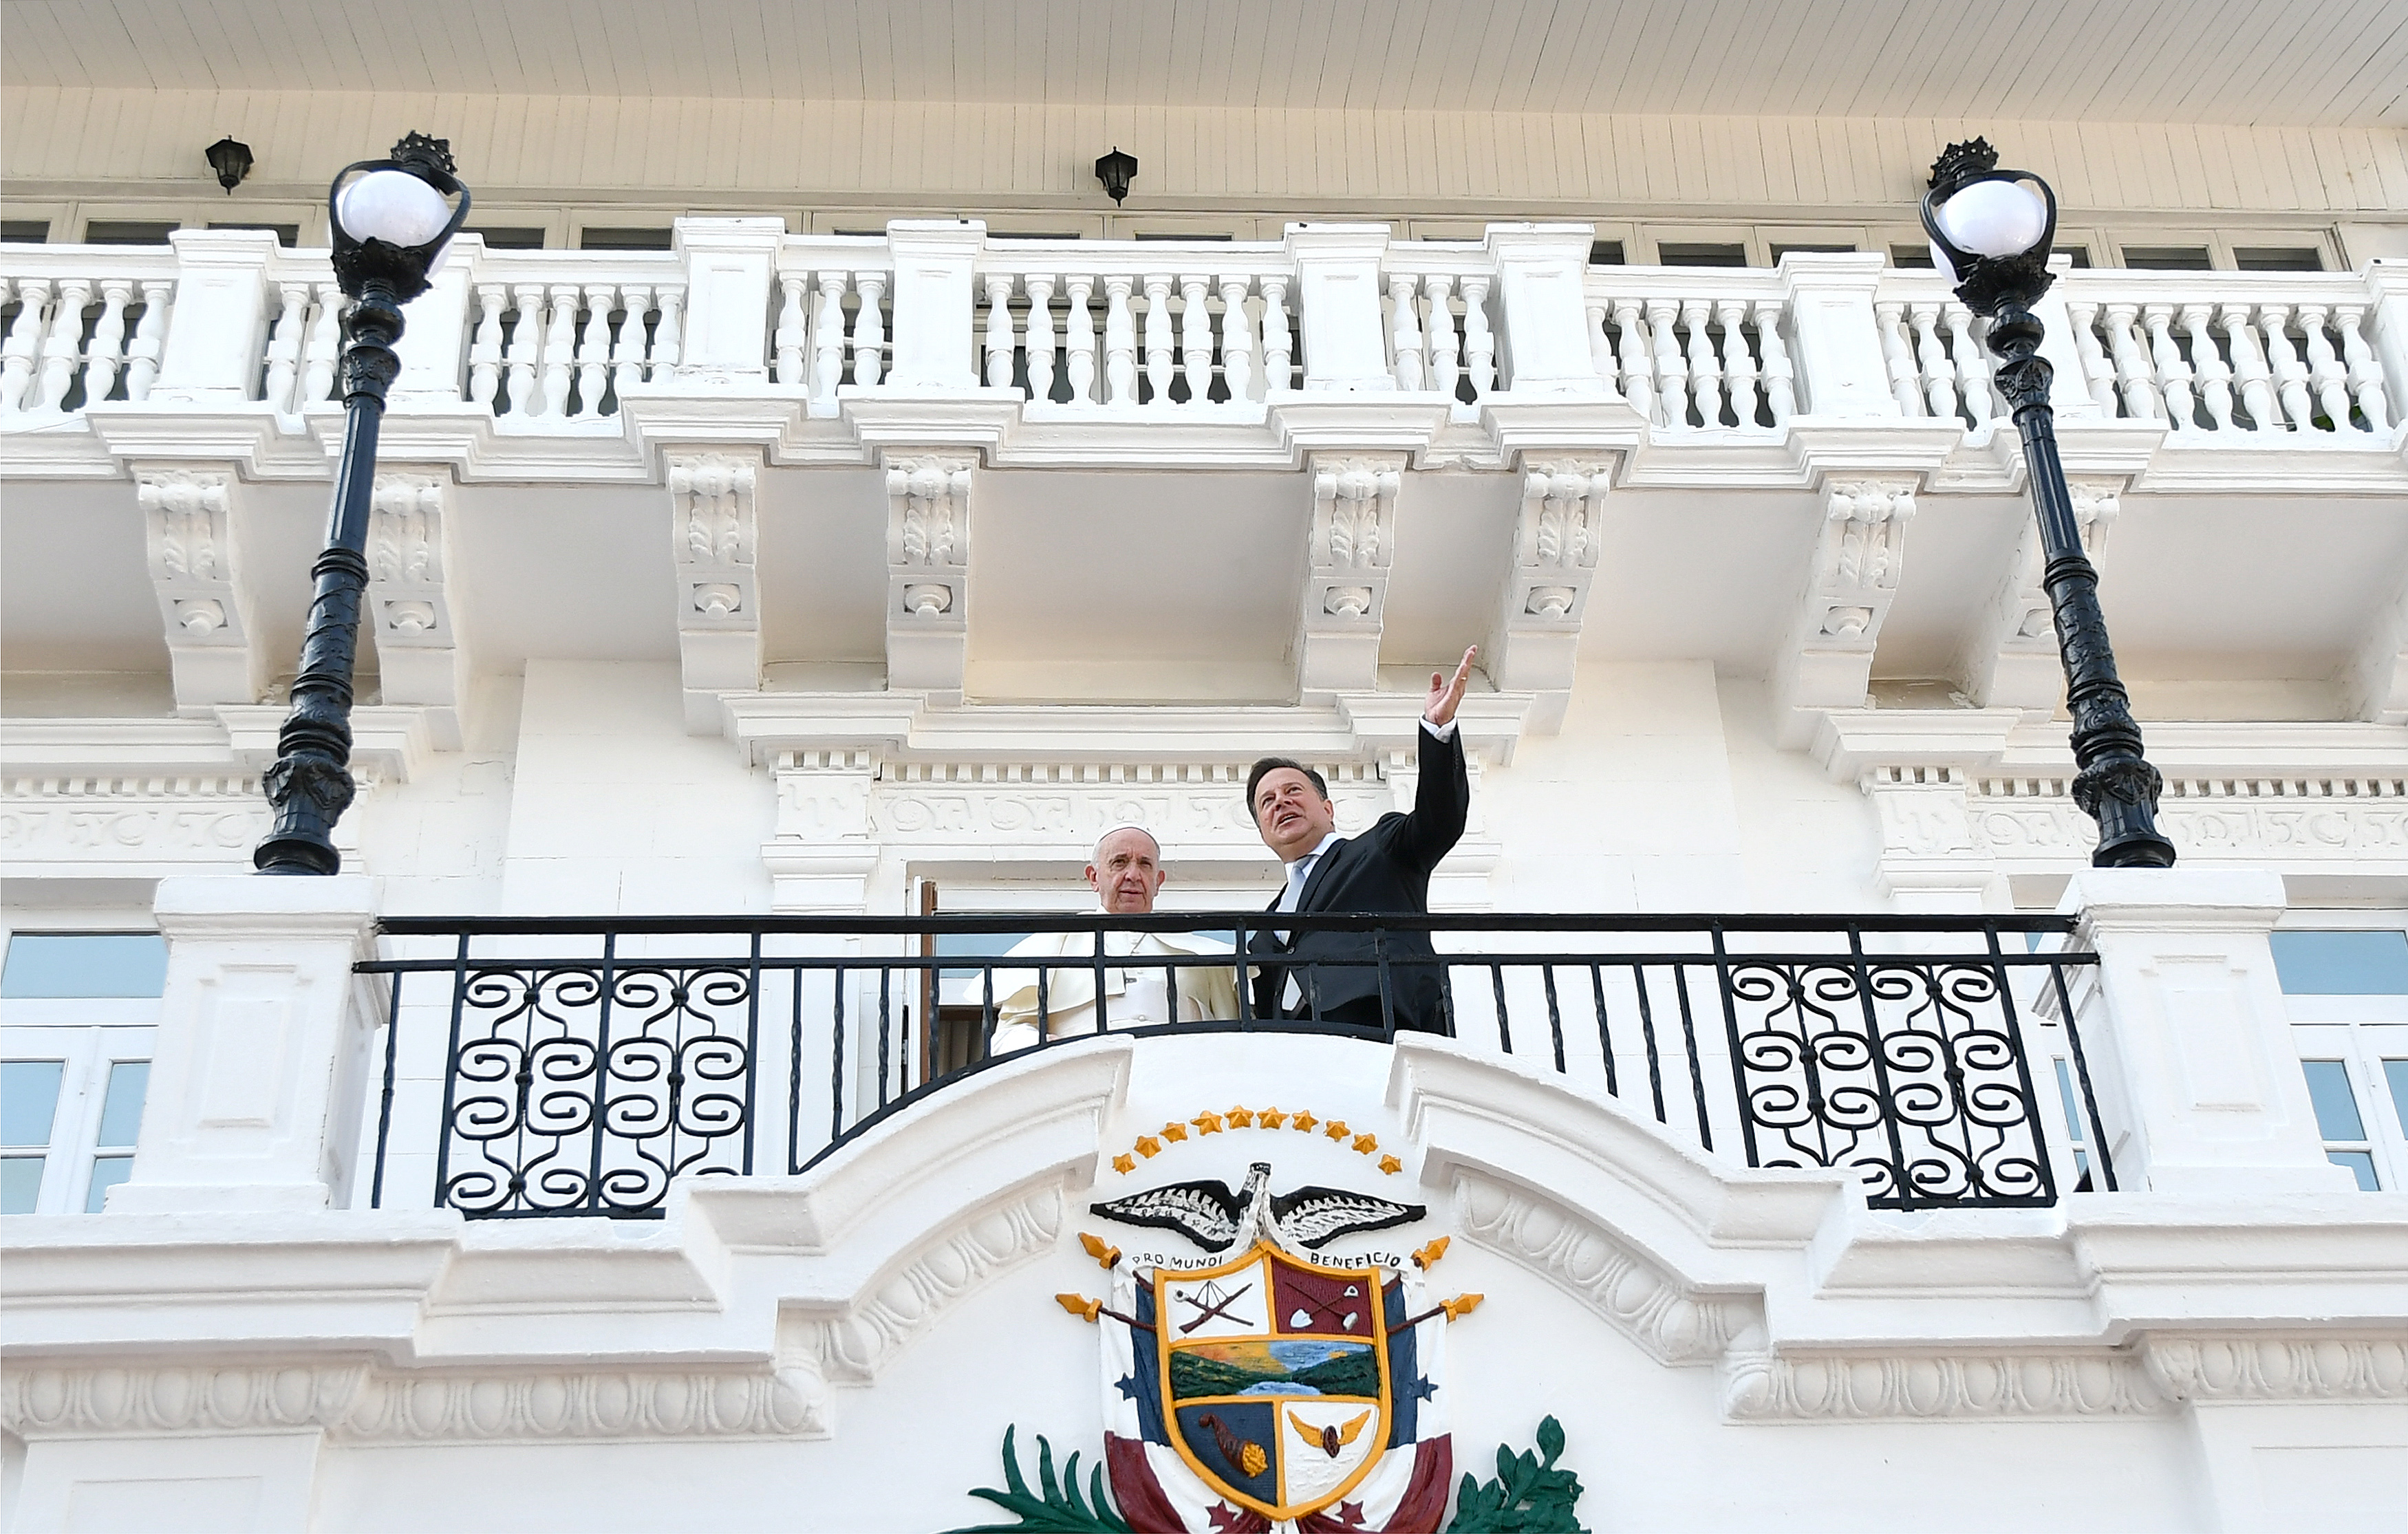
[
  {"x1": 1, "y1": 220, "x2": 49, "y2": 244},
  {"x1": 466, "y1": 226, "x2": 546, "y2": 249},
  {"x1": 578, "y1": 227, "x2": 673, "y2": 251},
  {"x1": 1656, "y1": 242, "x2": 1748, "y2": 268},
  {"x1": 2302, "y1": 1060, "x2": 2380, "y2": 1189},
  {"x1": 1588, "y1": 241, "x2": 1624, "y2": 266},
  {"x1": 2233, "y1": 247, "x2": 2323, "y2": 272},
  {"x1": 2120, "y1": 246, "x2": 2212, "y2": 270},
  {"x1": 2271, "y1": 931, "x2": 2408, "y2": 995},
  {"x1": 993, "y1": 231, "x2": 1089, "y2": 241},
  {"x1": 0, "y1": 1033, "x2": 151, "y2": 1213},
  {"x1": 2281, "y1": 921, "x2": 2408, "y2": 1193},
  {"x1": 1771, "y1": 242, "x2": 1856, "y2": 259},
  {"x1": 1, "y1": 1057, "x2": 65, "y2": 1211},
  {"x1": 2054, "y1": 246, "x2": 2094, "y2": 268},
  {"x1": 1, "y1": 933, "x2": 168, "y2": 998},
  {"x1": 206, "y1": 221, "x2": 297, "y2": 246},
  {"x1": 1889, "y1": 246, "x2": 1935, "y2": 268},
  {"x1": 81, "y1": 219, "x2": 178, "y2": 245}
]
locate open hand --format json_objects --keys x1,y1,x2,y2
[{"x1": 1425, "y1": 646, "x2": 1478, "y2": 728}]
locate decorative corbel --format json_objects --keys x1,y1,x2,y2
[
  {"x1": 365, "y1": 470, "x2": 471, "y2": 750},
  {"x1": 1298, "y1": 453, "x2": 1405, "y2": 694},
  {"x1": 1771, "y1": 478, "x2": 1918, "y2": 748},
  {"x1": 2340, "y1": 570, "x2": 2407, "y2": 726},
  {"x1": 884, "y1": 454, "x2": 976, "y2": 696},
  {"x1": 668, "y1": 450, "x2": 763, "y2": 733},
  {"x1": 135, "y1": 464, "x2": 266, "y2": 712},
  {"x1": 1959, "y1": 478, "x2": 2119, "y2": 713},
  {"x1": 1487, "y1": 460, "x2": 1609, "y2": 732}
]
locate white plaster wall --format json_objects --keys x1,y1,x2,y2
[
  {"x1": 349, "y1": 675, "x2": 522, "y2": 915},
  {"x1": 499, "y1": 660, "x2": 775, "y2": 915}
]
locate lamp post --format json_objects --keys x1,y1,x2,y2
[
  {"x1": 1921, "y1": 139, "x2": 2175, "y2": 869},
  {"x1": 254, "y1": 133, "x2": 469, "y2": 874}
]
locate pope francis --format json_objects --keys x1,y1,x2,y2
[{"x1": 988, "y1": 825, "x2": 1240, "y2": 1053}]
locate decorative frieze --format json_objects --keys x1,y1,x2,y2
[
  {"x1": 1298, "y1": 453, "x2": 1405, "y2": 693},
  {"x1": 885, "y1": 453, "x2": 976, "y2": 694},
  {"x1": 0, "y1": 775, "x2": 267, "y2": 866},
  {"x1": 2141, "y1": 1335, "x2": 2408, "y2": 1405},
  {"x1": 1974, "y1": 775, "x2": 2408, "y2": 865},
  {"x1": 1771, "y1": 478, "x2": 1917, "y2": 746},
  {"x1": 667, "y1": 450, "x2": 763, "y2": 733},
  {"x1": 1722, "y1": 1346, "x2": 2169, "y2": 1422},
  {"x1": 366, "y1": 471, "x2": 471, "y2": 750},
  {"x1": 1488, "y1": 459, "x2": 1609, "y2": 733},
  {"x1": 1960, "y1": 477, "x2": 2120, "y2": 711},
  {"x1": 135, "y1": 464, "x2": 265, "y2": 710}
]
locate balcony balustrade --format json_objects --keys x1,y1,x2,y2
[{"x1": 5, "y1": 224, "x2": 2400, "y2": 471}]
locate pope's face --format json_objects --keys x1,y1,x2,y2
[
  {"x1": 1251, "y1": 768, "x2": 1335, "y2": 862},
  {"x1": 1087, "y1": 829, "x2": 1166, "y2": 914}
]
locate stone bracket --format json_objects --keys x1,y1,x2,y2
[
  {"x1": 133, "y1": 462, "x2": 267, "y2": 712},
  {"x1": 1772, "y1": 477, "x2": 1918, "y2": 747},
  {"x1": 884, "y1": 453, "x2": 976, "y2": 696},
  {"x1": 1959, "y1": 477, "x2": 2120, "y2": 712},
  {"x1": 1487, "y1": 457, "x2": 1609, "y2": 733},
  {"x1": 668, "y1": 449, "x2": 764, "y2": 733},
  {"x1": 1298, "y1": 452, "x2": 1405, "y2": 693},
  {"x1": 365, "y1": 468, "x2": 471, "y2": 750},
  {"x1": 2341, "y1": 569, "x2": 2407, "y2": 725}
]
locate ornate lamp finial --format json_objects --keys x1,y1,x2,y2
[
  {"x1": 389, "y1": 132, "x2": 458, "y2": 180},
  {"x1": 1928, "y1": 138, "x2": 2000, "y2": 193}
]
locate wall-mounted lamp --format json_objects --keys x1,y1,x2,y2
[
  {"x1": 205, "y1": 137, "x2": 254, "y2": 195},
  {"x1": 1095, "y1": 147, "x2": 1137, "y2": 206}
]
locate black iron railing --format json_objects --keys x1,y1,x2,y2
[{"x1": 357, "y1": 912, "x2": 2111, "y2": 1220}]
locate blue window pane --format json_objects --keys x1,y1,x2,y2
[
  {"x1": 2301, "y1": 1061, "x2": 2367, "y2": 1141},
  {"x1": 2328, "y1": 1149, "x2": 2380, "y2": 1191},
  {"x1": 2386, "y1": 1060, "x2": 2408, "y2": 1128},
  {"x1": 1, "y1": 1059, "x2": 65, "y2": 1147},
  {"x1": 85, "y1": 1154, "x2": 133, "y2": 1213},
  {"x1": 0, "y1": 933, "x2": 169, "y2": 997},
  {"x1": 2054, "y1": 1059, "x2": 2086, "y2": 1143},
  {"x1": 1, "y1": 1155, "x2": 43, "y2": 1213},
  {"x1": 2269, "y1": 930, "x2": 2408, "y2": 995},
  {"x1": 96, "y1": 1062, "x2": 149, "y2": 1147}
]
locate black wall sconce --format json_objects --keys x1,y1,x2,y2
[
  {"x1": 205, "y1": 137, "x2": 254, "y2": 194},
  {"x1": 1095, "y1": 147, "x2": 1137, "y2": 206}
]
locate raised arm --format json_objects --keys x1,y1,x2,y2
[{"x1": 1399, "y1": 647, "x2": 1475, "y2": 871}]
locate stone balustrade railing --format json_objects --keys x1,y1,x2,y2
[{"x1": 3, "y1": 222, "x2": 2402, "y2": 460}]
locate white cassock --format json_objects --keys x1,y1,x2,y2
[{"x1": 988, "y1": 924, "x2": 1240, "y2": 1053}]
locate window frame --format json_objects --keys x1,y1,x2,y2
[{"x1": 0, "y1": 1023, "x2": 155, "y2": 1214}]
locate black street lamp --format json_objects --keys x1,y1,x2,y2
[
  {"x1": 255, "y1": 133, "x2": 469, "y2": 875},
  {"x1": 1922, "y1": 139, "x2": 2175, "y2": 869}
]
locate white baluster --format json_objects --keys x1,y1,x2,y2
[
  {"x1": 1754, "y1": 299, "x2": 1795, "y2": 423},
  {"x1": 123, "y1": 279, "x2": 172, "y2": 402},
  {"x1": 2142, "y1": 303, "x2": 2192, "y2": 429},
  {"x1": 1425, "y1": 274, "x2": 1461, "y2": 402},
  {"x1": 2336, "y1": 303, "x2": 2389, "y2": 432},
  {"x1": 35, "y1": 277, "x2": 93, "y2": 412},
  {"x1": 1142, "y1": 275, "x2": 1174, "y2": 404},
  {"x1": 1103, "y1": 274, "x2": 1139, "y2": 404},
  {"x1": 1460, "y1": 275, "x2": 1494, "y2": 398},
  {"x1": 466, "y1": 283, "x2": 505, "y2": 407},
  {"x1": 1024, "y1": 273, "x2": 1057, "y2": 402},
  {"x1": 1178, "y1": 275, "x2": 1212, "y2": 403},
  {"x1": 2100, "y1": 303, "x2": 2158, "y2": 421},
  {"x1": 1875, "y1": 300, "x2": 1922, "y2": 414},
  {"x1": 2297, "y1": 303, "x2": 2350, "y2": 429},
  {"x1": 503, "y1": 281, "x2": 544, "y2": 416},
  {"x1": 539, "y1": 285, "x2": 579, "y2": 417},
  {"x1": 651, "y1": 283, "x2": 684, "y2": 378},
  {"x1": 982, "y1": 274, "x2": 1016, "y2": 390},
  {"x1": 80, "y1": 278, "x2": 133, "y2": 407},
  {"x1": 577, "y1": 284, "x2": 615, "y2": 415},
  {"x1": 1946, "y1": 304, "x2": 1994, "y2": 422},
  {"x1": 2222, "y1": 304, "x2": 2277, "y2": 431},
  {"x1": 1, "y1": 279, "x2": 47, "y2": 414},
  {"x1": 774, "y1": 274, "x2": 808, "y2": 386},
  {"x1": 1388, "y1": 274, "x2": 1423, "y2": 390},
  {"x1": 1586, "y1": 294, "x2": 1616, "y2": 392},
  {"x1": 613, "y1": 285, "x2": 651, "y2": 402},
  {"x1": 1217, "y1": 276, "x2": 1254, "y2": 404},
  {"x1": 301, "y1": 281, "x2": 341, "y2": 407},
  {"x1": 850, "y1": 272, "x2": 885, "y2": 387},
  {"x1": 2064, "y1": 300, "x2": 2118, "y2": 413},
  {"x1": 813, "y1": 273, "x2": 847, "y2": 401},
  {"x1": 1909, "y1": 301, "x2": 1956, "y2": 420},
  {"x1": 1258, "y1": 275, "x2": 1291, "y2": 398},
  {"x1": 1062, "y1": 275, "x2": 1097, "y2": 404},
  {"x1": 1611, "y1": 297, "x2": 1655, "y2": 424},
  {"x1": 2259, "y1": 304, "x2": 2312, "y2": 429},
  {"x1": 260, "y1": 280, "x2": 310, "y2": 414},
  {"x1": 1680, "y1": 298, "x2": 1722, "y2": 426},
  {"x1": 1717, "y1": 297, "x2": 1759, "y2": 428},
  {"x1": 1640, "y1": 297, "x2": 1681, "y2": 425},
  {"x1": 2181, "y1": 304, "x2": 2232, "y2": 430}
]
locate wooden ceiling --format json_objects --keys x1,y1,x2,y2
[{"x1": 6, "y1": 0, "x2": 2403, "y2": 126}]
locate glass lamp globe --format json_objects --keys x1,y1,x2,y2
[
  {"x1": 336, "y1": 169, "x2": 451, "y2": 248},
  {"x1": 1936, "y1": 178, "x2": 2049, "y2": 259}
]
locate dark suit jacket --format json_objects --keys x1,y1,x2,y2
[{"x1": 1249, "y1": 722, "x2": 1468, "y2": 1034}]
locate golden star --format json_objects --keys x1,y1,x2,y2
[
  {"x1": 1323, "y1": 1119, "x2": 1351, "y2": 1141},
  {"x1": 1135, "y1": 1136, "x2": 1162, "y2": 1158},
  {"x1": 1378, "y1": 1154, "x2": 1404, "y2": 1175},
  {"x1": 1227, "y1": 1106, "x2": 1256, "y2": 1128},
  {"x1": 1351, "y1": 1133, "x2": 1378, "y2": 1154},
  {"x1": 1259, "y1": 1108, "x2": 1289, "y2": 1129},
  {"x1": 1112, "y1": 1153, "x2": 1136, "y2": 1175},
  {"x1": 1161, "y1": 1122, "x2": 1189, "y2": 1143},
  {"x1": 1291, "y1": 1110, "x2": 1318, "y2": 1133},
  {"x1": 1192, "y1": 1110, "x2": 1225, "y2": 1134}
]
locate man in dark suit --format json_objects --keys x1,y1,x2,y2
[{"x1": 1245, "y1": 647, "x2": 1476, "y2": 1035}]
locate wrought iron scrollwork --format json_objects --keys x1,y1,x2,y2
[{"x1": 435, "y1": 962, "x2": 754, "y2": 1217}]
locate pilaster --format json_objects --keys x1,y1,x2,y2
[
  {"x1": 884, "y1": 453, "x2": 976, "y2": 695},
  {"x1": 1483, "y1": 224, "x2": 1609, "y2": 394},
  {"x1": 1770, "y1": 478, "x2": 1918, "y2": 747},
  {"x1": 147, "y1": 229, "x2": 278, "y2": 404},
  {"x1": 1283, "y1": 224, "x2": 1395, "y2": 393},
  {"x1": 667, "y1": 449, "x2": 764, "y2": 733},
  {"x1": 133, "y1": 462, "x2": 268, "y2": 711},
  {"x1": 884, "y1": 219, "x2": 985, "y2": 389},
  {"x1": 762, "y1": 748, "x2": 880, "y2": 912},
  {"x1": 1297, "y1": 453, "x2": 1405, "y2": 694},
  {"x1": 1778, "y1": 252, "x2": 1900, "y2": 420},
  {"x1": 1486, "y1": 458, "x2": 1609, "y2": 732},
  {"x1": 365, "y1": 468, "x2": 471, "y2": 750},
  {"x1": 2339, "y1": 569, "x2": 2407, "y2": 725},
  {"x1": 667, "y1": 217, "x2": 782, "y2": 386}
]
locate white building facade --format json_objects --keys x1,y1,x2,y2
[{"x1": 3, "y1": 4, "x2": 2407, "y2": 1530}]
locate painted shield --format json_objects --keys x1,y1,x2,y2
[{"x1": 1154, "y1": 1240, "x2": 1392, "y2": 1522}]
